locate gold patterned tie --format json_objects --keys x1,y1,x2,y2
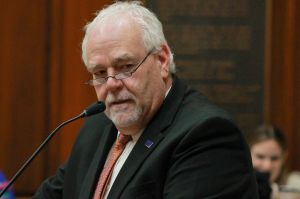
[{"x1": 93, "y1": 133, "x2": 132, "y2": 199}]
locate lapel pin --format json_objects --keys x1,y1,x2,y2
[{"x1": 145, "y1": 139, "x2": 154, "y2": 148}]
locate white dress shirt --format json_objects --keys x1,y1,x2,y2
[{"x1": 103, "y1": 132, "x2": 142, "y2": 199}]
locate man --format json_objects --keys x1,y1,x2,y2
[{"x1": 34, "y1": 1, "x2": 258, "y2": 198}]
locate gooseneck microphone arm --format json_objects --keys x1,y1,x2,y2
[{"x1": 0, "y1": 101, "x2": 106, "y2": 197}]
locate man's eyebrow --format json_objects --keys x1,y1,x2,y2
[
  {"x1": 111, "y1": 54, "x2": 135, "y2": 66},
  {"x1": 88, "y1": 54, "x2": 136, "y2": 72},
  {"x1": 88, "y1": 64, "x2": 104, "y2": 72}
]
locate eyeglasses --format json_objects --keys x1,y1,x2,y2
[{"x1": 85, "y1": 50, "x2": 153, "y2": 86}]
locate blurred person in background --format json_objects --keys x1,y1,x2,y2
[{"x1": 247, "y1": 123, "x2": 300, "y2": 199}]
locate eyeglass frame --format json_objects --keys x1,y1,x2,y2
[{"x1": 85, "y1": 50, "x2": 154, "y2": 86}]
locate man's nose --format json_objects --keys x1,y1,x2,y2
[{"x1": 105, "y1": 76, "x2": 123, "y2": 91}]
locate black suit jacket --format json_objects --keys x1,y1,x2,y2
[{"x1": 33, "y1": 75, "x2": 258, "y2": 198}]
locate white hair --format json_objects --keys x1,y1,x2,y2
[{"x1": 81, "y1": 1, "x2": 176, "y2": 73}]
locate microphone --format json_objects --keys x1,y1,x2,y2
[
  {"x1": 82, "y1": 101, "x2": 106, "y2": 117},
  {"x1": 0, "y1": 101, "x2": 106, "y2": 197}
]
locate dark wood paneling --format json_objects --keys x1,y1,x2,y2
[
  {"x1": 267, "y1": 0, "x2": 300, "y2": 170},
  {"x1": 0, "y1": 0, "x2": 49, "y2": 194},
  {"x1": 290, "y1": 0, "x2": 300, "y2": 170}
]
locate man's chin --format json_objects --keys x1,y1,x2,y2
[
  {"x1": 111, "y1": 118, "x2": 136, "y2": 128},
  {"x1": 109, "y1": 111, "x2": 142, "y2": 128}
]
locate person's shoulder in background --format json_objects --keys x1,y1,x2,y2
[
  {"x1": 275, "y1": 171, "x2": 300, "y2": 199},
  {"x1": 286, "y1": 171, "x2": 300, "y2": 191}
]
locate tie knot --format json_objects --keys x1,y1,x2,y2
[{"x1": 116, "y1": 133, "x2": 132, "y2": 149}]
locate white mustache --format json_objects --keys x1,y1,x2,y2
[{"x1": 106, "y1": 91, "x2": 135, "y2": 105}]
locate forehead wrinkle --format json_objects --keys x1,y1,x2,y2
[{"x1": 111, "y1": 53, "x2": 136, "y2": 66}]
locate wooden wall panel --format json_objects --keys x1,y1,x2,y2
[
  {"x1": 0, "y1": 0, "x2": 49, "y2": 194},
  {"x1": 266, "y1": 0, "x2": 300, "y2": 170},
  {"x1": 293, "y1": 1, "x2": 300, "y2": 170}
]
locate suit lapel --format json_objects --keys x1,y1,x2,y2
[
  {"x1": 107, "y1": 127, "x2": 165, "y2": 199},
  {"x1": 79, "y1": 122, "x2": 117, "y2": 199},
  {"x1": 107, "y1": 75, "x2": 187, "y2": 199}
]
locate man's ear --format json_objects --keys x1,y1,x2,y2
[{"x1": 157, "y1": 44, "x2": 170, "y2": 78}]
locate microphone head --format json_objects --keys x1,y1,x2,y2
[{"x1": 83, "y1": 101, "x2": 106, "y2": 117}]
